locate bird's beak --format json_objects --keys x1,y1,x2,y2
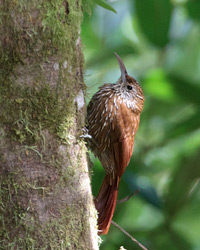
[{"x1": 114, "y1": 52, "x2": 127, "y2": 84}]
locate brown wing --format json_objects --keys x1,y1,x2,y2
[{"x1": 110, "y1": 100, "x2": 140, "y2": 177}]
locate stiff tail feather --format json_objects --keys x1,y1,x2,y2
[{"x1": 95, "y1": 175, "x2": 119, "y2": 235}]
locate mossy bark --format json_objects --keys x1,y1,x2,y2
[{"x1": 0, "y1": 0, "x2": 98, "y2": 249}]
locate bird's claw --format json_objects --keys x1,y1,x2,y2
[{"x1": 80, "y1": 134, "x2": 92, "y2": 139}]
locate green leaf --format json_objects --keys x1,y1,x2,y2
[
  {"x1": 94, "y1": 0, "x2": 117, "y2": 13},
  {"x1": 165, "y1": 149, "x2": 200, "y2": 216},
  {"x1": 186, "y1": 0, "x2": 200, "y2": 22},
  {"x1": 144, "y1": 69, "x2": 176, "y2": 102},
  {"x1": 169, "y1": 75, "x2": 200, "y2": 105},
  {"x1": 166, "y1": 111, "x2": 200, "y2": 141},
  {"x1": 134, "y1": 0, "x2": 172, "y2": 47}
]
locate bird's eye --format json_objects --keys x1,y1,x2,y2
[{"x1": 127, "y1": 85, "x2": 132, "y2": 91}]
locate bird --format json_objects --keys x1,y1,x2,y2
[{"x1": 86, "y1": 53, "x2": 145, "y2": 235}]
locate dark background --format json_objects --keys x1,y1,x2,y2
[{"x1": 82, "y1": 0, "x2": 200, "y2": 249}]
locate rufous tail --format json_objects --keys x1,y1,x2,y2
[{"x1": 95, "y1": 175, "x2": 119, "y2": 235}]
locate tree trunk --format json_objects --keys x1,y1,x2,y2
[{"x1": 0, "y1": 0, "x2": 98, "y2": 249}]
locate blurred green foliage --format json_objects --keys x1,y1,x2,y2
[{"x1": 81, "y1": 0, "x2": 200, "y2": 249}]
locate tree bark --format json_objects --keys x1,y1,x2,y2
[{"x1": 0, "y1": 0, "x2": 98, "y2": 249}]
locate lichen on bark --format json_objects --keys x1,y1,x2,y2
[{"x1": 0, "y1": 0, "x2": 98, "y2": 249}]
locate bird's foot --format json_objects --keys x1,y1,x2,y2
[
  {"x1": 80, "y1": 127, "x2": 92, "y2": 139},
  {"x1": 80, "y1": 127, "x2": 99, "y2": 147}
]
